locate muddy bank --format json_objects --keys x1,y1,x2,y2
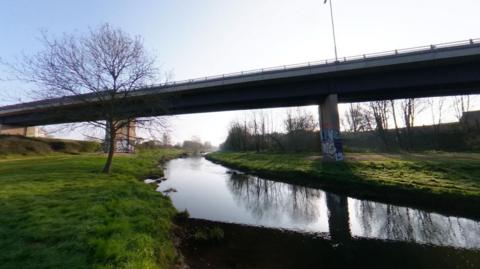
[{"x1": 176, "y1": 218, "x2": 480, "y2": 269}]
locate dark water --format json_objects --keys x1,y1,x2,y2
[{"x1": 158, "y1": 157, "x2": 480, "y2": 250}]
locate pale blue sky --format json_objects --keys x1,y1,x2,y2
[{"x1": 1, "y1": 0, "x2": 480, "y2": 144}]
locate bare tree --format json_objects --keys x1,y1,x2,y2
[
  {"x1": 222, "y1": 120, "x2": 250, "y2": 151},
  {"x1": 343, "y1": 103, "x2": 372, "y2": 133},
  {"x1": 284, "y1": 108, "x2": 317, "y2": 152},
  {"x1": 182, "y1": 136, "x2": 204, "y2": 155},
  {"x1": 249, "y1": 111, "x2": 261, "y2": 152},
  {"x1": 400, "y1": 98, "x2": 424, "y2": 150},
  {"x1": 247, "y1": 110, "x2": 270, "y2": 153},
  {"x1": 453, "y1": 95, "x2": 471, "y2": 121},
  {"x1": 11, "y1": 24, "x2": 166, "y2": 173},
  {"x1": 368, "y1": 101, "x2": 390, "y2": 149},
  {"x1": 161, "y1": 132, "x2": 172, "y2": 147},
  {"x1": 390, "y1": 100, "x2": 403, "y2": 149},
  {"x1": 427, "y1": 97, "x2": 446, "y2": 148}
]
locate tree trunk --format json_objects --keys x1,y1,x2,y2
[
  {"x1": 390, "y1": 100, "x2": 403, "y2": 149},
  {"x1": 269, "y1": 134, "x2": 285, "y2": 151},
  {"x1": 103, "y1": 126, "x2": 116, "y2": 173},
  {"x1": 375, "y1": 118, "x2": 389, "y2": 150}
]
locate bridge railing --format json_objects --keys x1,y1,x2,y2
[{"x1": 144, "y1": 38, "x2": 480, "y2": 90}]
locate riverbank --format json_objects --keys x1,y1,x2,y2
[
  {"x1": 0, "y1": 135, "x2": 101, "y2": 157},
  {"x1": 206, "y1": 152, "x2": 480, "y2": 218},
  {"x1": 177, "y1": 218, "x2": 480, "y2": 269},
  {"x1": 0, "y1": 149, "x2": 183, "y2": 269}
]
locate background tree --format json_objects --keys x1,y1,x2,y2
[
  {"x1": 426, "y1": 97, "x2": 446, "y2": 149},
  {"x1": 284, "y1": 108, "x2": 318, "y2": 152},
  {"x1": 343, "y1": 103, "x2": 372, "y2": 133},
  {"x1": 453, "y1": 95, "x2": 471, "y2": 121},
  {"x1": 249, "y1": 111, "x2": 261, "y2": 153},
  {"x1": 221, "y1": 121, "x2": 250, "y2": 151},
  {"x1": 453, "y1": 95, "x2": 472, "y2": 132},
  {"x1": 12, "y1": 24, "x2": 165, "y2": 173},
  {"x1": 220, "y1": 108, "x2": 319, "y2": 152},
  {"x1": 368, "y1": 101, "x2": 390, "y2": 148},
  {"x1": 390, "y1": 100, "x2": 403, "y2": 149},
  {"x1": 400, "y1": 98, "x2": 424, "y2": 150},
  {"x1": 161, "y1": 132, "x2": 172, "y2": 147},
  {"x1": 182, "y1": 136, "x2": 212, "y2": 155}
]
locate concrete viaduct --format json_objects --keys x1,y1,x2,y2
[{"x1": 1, "y1": 38, "x2": 480, "y2": 159}]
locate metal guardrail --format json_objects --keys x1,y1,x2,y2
[{"x1": 144, "y1": 38, "x2": 480, "y2": 89}]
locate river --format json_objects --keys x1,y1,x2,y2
[{"x1": 158, "y1": 156, "x2": 480, "y2": 250}]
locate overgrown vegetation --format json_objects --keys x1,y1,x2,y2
[
  {"x1": 0, "y1": 149, "x2": 183, "y2": 269},
  {"x1": 221, "y1": 105, "x2": 480, "y2": 153},
  {"x1": 207, "y1": 152, "x2": 480, "y2": 215},
  {"x1": 221, "y1": 109, "x2": 321, "y2": 152},
  {"x1": 343, "y1": 123, "x2": 480, "y2": 152},
  {"x1": 0, "y1": 135, "x2": 101, "y2": 157}
]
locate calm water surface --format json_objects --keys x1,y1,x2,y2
[{"x1": 159, "y1": 157, "x2": 480, "y2": 249}]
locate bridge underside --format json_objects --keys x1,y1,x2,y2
[
  {"x1": 0, "y1": 41, "x2": 480, "y2": 126},
  {"x1": 2, "y1": 59, "x2": 480, "y2": 127},
  {"x1": 1, "y1": 42, "x2": 480, "y2": 161}
]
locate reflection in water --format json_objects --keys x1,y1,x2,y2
[
  {"x1": 227, "y1": 173, "x2": 323, "y2": 225},
  {"x1": 326, "y1": 193, "x2": 351, "y2": 243},
  {"x1": 351, "y1": 200, "x2": 480, "y2": 249},
  {"x1": 162, "y1": 157, "x2": 480, "y2": 249}
]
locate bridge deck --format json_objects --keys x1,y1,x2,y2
[{"x1": 1, "y1": 38, "x2": 480, "y2": 126}]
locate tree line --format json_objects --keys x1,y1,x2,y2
[
  {"x1": 221, "y1": 95, "x2": 479, "y2": 153},
  {"x1": 221, "y1": 109, "x2": 321, "y2": 152},
  {"x1": 342, "y1": 96, "x2": 478, "y2": 151}
]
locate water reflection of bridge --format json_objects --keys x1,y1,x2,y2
[{"x1": 226, "y1": 172, "x2": 480, "y2": 249}]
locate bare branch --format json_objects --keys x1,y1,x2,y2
[{"x1": 7, "y1": 23, "x2": 169, "y2": 173}]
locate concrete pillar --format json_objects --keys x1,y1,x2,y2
[
  {"x1": 319, "y1": 94, "x2": 344, "y2": 161},
  {"x1": 0, "y1": 124, "x2": 37, "y2": 137},
  {"x1": 104, "y1": 120, "x2": 137, "y2": 153}
]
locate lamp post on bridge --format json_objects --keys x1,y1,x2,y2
[{"x1": 324, "y1": 0, "x2": 339, "y2": 61}]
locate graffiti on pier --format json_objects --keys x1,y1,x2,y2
[{"x1": 321, "y1": 128, "x2": 344, "y2": 161}]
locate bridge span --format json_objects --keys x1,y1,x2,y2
[{"x1": 1, "y1": 38, "x2": 480, "y2": 160}]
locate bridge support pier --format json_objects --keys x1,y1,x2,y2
[
  {"x1": 0, "y1": 124, "x2": 38, "y2": 137},
  {"x1": 319, "y1": 94, "x2": 344, "y2": 161},
  {"x1": 104, "y1": 120, "x2": 137, "y2": 154}
]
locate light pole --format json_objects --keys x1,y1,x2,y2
[{"x1": 325, "y1": 0, "x2": 338, "y2": 61}]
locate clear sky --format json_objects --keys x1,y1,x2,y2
[{"x1": 1, "y1": 0, "x2": 480, "y2": 145}]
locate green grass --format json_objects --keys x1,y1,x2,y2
[
  {"x1": 0, "y1": 149, "x2": 183, "y2": 269},
  {"x1": 207, "y1": 152, "x2": 480, "y2": 208},
  {"x1": 0, "y1": 135, "x2": 101, "y2": 157}
]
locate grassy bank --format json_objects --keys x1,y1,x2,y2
[
  {"x1": 0, "y1": 149, "x2": 183, "y2": 269},
  {"x1": 207, "y1": 152, "x2": 480, "y2": 217},
  {"x1": 0, "y1": 135, "x2": 101, "y2": 157}
]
